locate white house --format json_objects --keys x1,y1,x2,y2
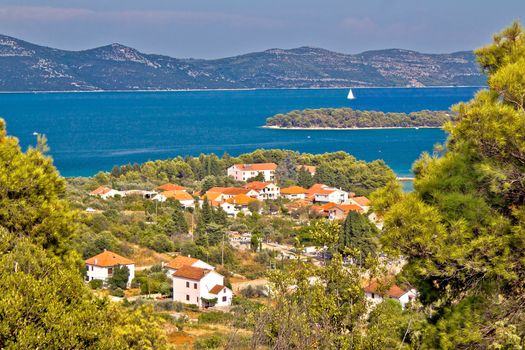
[
  {"x1": 244, "y1": 182, "x2": 280, "y2": 200},
  {"x1": 85, "y1": 250, "x2": 135, "y2": 287},
  {"x1": 153, "y1": 190, "x2": 195, "y2": 208},
  {"x1": 220, "y1": 201, "x2": 240, "y2": 217},
  {"x1": 280, "y1": 186, "x2": 307, "y2": 200},
  {"x1": 364, "y1": 281, "x2": 417, "y2": 309},
  {"x1": 164, "y1": 255, "x2": 215, "y2": 278},
  {"x1": 306, "y1": 184, "x2": 349, "y2": 204},
  {"x1": 172, "y1": 266, "x2": 233, "y2": 308},
  {"x1": 227, "y1": 163, "x2": 277, "y2": 182},
  {"x1": 89, "y1": 186, "x2": 125, "y2": 200}
]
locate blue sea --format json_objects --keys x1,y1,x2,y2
[{"x1": 0, "y1": 87, "x2": 481, "y2": 177}]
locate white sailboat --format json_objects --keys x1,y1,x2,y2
[{"x1": 347, "y1": 88, "x2": 355, "y2": 100}]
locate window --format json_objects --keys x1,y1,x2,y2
[
  {"x1": 194, "y1": 283, "x2": 197, "y2": 289},
  {"x1": 186, "y1": 281, "x2": 190, "y2": 288},
  {"x1": 108, "y1": 267, "x2": 113, "y2": 275},
  {"x1": 197, "y1": 297, "x2": 199, "y2": 303},
  {"x1": 186, "y1": 295, "x2": 189, "y2": 301},
  {"x1": 222, "y1": 296, "x2": 227, "y2": 302}
]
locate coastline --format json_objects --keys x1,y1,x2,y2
[
  {"x1": 261, "y1": 125, "x2": 443, "y2": 130},
  {"x1": 0, "y1": 85, "x2": 485, "y2": 95}
]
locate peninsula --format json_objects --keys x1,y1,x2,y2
[{"x1": 264, "y1": 108, "x2": 453, "y2": 129}]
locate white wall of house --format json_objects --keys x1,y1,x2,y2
[
  {"x1": 227, "y1": 165, "x2": 275, "y2": 182},
  {"x1": 86, "y1": 263, "x2": 135, "y2": 287},
  {"x1": 209, "y1": 287, "x2": 233, "y2": 307},
  {"x1": 173, "y1": 270, "x2": 229, "y2": 307},
  {"x1": 282, "y1": 193, "x2": 306, "y2": 200},
  {"x1": 221, "y1": 202, "x2": 239, "y2": 217},
  {"x1": 255, "y1": 184, "x2": 280, "y2": 200},
  {"x1": 315, "y1": 189, "x2": 348, "y2": 204},
  {"x1": 100, "y1": 189, "x2": 125, "y2": 200}
]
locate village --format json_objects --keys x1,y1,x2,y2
[{"x1": 85, "y1": 161, "x2": 416, "y2": 315}]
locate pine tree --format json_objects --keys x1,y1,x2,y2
[
  {"x1": 297, "y1": 166, "x2": 314, "y2": 188},
  {"x1": 340, "y1": 211, "x2": 378, "y2": 258}
]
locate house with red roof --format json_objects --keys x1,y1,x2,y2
[
  {"x1": 89, "y1": 186, "x2": 125, "y2": 200},
  {"x1": 328, "y1": 204, "x2": 364, "y2": 220},
  {"x1": 85, "y1": 250, "x2": 135, "y2": 287},
  {"x1": 164, "y1": 255, "x2": 215, "y2": 278},
  {"x1": 244, "y1": 181, "x2": 280, "y2": 200},
  {"x1": 281, "y1": 186, "x2": 308, "y2": 200},
  {"x1": 172, "y1": 265, "x2": 233, "y2": 308},
  {"x1": 349, "y1": 196, "x2": 371, "y2": 212},
  {"x1": 153, "y1": 190, "x2": 195, "y2": 208},
  {"x1": 364, "y1": 280, "x2": 417, "y2": 308},
  {"x1": 227, "y1": 163, "x2": 277, "y2": 182},
  {"x1": 306, "y1": 184, "x2": 349, "y2": 204}
]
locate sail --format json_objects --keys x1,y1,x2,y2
[{"x1": 347, "y1": 89, "x2": 355, "y2": 99}]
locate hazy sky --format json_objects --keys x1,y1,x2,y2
[{"x1": 0, "y1": 1, "x2": 523, "y2": 58}]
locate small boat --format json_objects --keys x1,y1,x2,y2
[{"x1": 347, "y1": 89, "x2": 355, "y2": 100}]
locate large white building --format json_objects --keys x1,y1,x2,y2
[
  {"x1": 172, "y1": 265, "x2": 233, "y2": 308},
  {"x1": 85, "y1": 250, "x2": 135, "y2": 287},
  {"x1": 227, "y1": 163, "x2": 277, "y2": 182}
]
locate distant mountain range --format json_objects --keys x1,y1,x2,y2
[{"x1": 0, "y1": 34, "x2": 486, "y2": 91}]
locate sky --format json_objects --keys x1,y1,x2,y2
[{"x1": 0, "y1": 0, "x2": 523, "y2": 58}]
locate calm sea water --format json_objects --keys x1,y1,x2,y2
[{"x1": 0, "y1": 87, "x2": 480, "y2": 177}]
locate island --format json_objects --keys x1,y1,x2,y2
[{"x1": 264, "y1": 108, "x2": 454, "y2": 129}]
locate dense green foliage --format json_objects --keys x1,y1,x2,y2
[
  {"x1": 266, "y1": 108, "x2": 453, "y2": 129},
  {"x1": 379, "y1": 22, "x2": 525, "y2": 348},
  {"x1": 0, "y1": 120, "x2": 168, "y2": 349},
  {"x1": 93, "y1": 149, "x2": 395, "y2": 197},
  {"x1": 340, "y1": 211, "x2": 379, "y2": 259}
]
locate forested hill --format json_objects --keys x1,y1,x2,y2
[
  {"x1": 265, "y1": 108, "x2": 453, "y2": 129},
  {"x1": 0, "y1": 34, "x2": 485, "y2": 91}
]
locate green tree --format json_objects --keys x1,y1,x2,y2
[
  {"x1": 275, "y1": 153, "x2": 297, "y2": 186},
  {"x1": 0, "y1": 120, "x2": 76, "y2": 255},
  {"x1": 340, "y1": 211, "x2": 379, "y2": 260},
  {"x1": 297, "y1": 166, "x2": 314, "y2": 188},
  {"x1": 108, "y1": 265, "x2": 130, "y2": 290},
  {"x1": 380, "y1": 22, "x2": 525, "y2": 348}
]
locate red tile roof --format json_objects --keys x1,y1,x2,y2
[
  {"x1": 333, "y1": 204, "x2": 364, "y2": 214},
  {"x1": 85, "y1": 250, "x2": 134, "y2": 267},
  {"x1": 157, "y1": 183, "x2": 186, "y2": 192},
  {"x1": 172, "y1": 266, "x2": 211, "y2": 281},
  {"x1": 364, "y1": 281, "x2": 408, "y2": 299},
  {"x1": 165, "y1": 256, "x2": 199, "y2": 270},
  {"x1": 207, "y1": 187, "x2": 250, "y2": 196},
  {"x1": 209, "y1": 284, "x2": 225, "y2": 295},
  {"x1": 234, "y1": 163, "x2": 277, "y2": 171},
  {"x1": 244, "y1": 181, "x2": 271, "y2": 191},
  {"x1": 226, "y1": 194, "x2": 257, "y2": 206},
  {"x1": 281, "y1": 186, "x2": 307, "y2": 195},
  {"x1": 90, "y1": 186, "x2": 112, "y2": 195},
  {"x1": 162, "y1": 190, "x2": 194, "y2": 201},
  {"x1": 352, "y1": 196, "x2": 370, "y2": 207}
]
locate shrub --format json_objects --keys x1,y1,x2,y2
[
  {"x1": 88, "y1": 279, "x2": 103, "y2": 290},
  {"x1": 198, "y1": 311, "x2": 233, "y2": 324},
  {"x1": 107, "y1": 265, "x2": 130, "y2": 290},
  {"x1": 193, "y1": 334, "x2": 224, "y2": 350},
  {"x1": 109, "y1": 287, "x2": 125, "y2": 297}
]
